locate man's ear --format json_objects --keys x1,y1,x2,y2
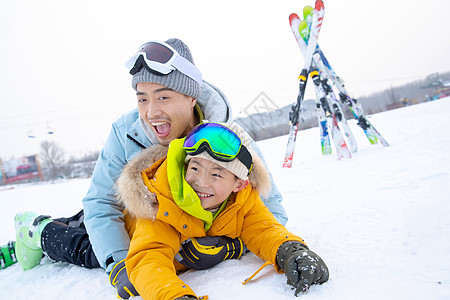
[
  {"x1": 191, "y1": 97, "x2": 197, "y2": 107},
  {"x1": 233, "y1": 179, "x2": 249, "y2": 193}
]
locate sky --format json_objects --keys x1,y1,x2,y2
[
  {"x1": 1, "y1": 0, "x2": 450, "y2": 159},
  {"x1": 1, "y1": 98, "x2": 450, "y2": 299}
]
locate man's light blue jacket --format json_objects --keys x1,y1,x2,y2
[{"x1": 82, "y1": 81, "x2": 288, "y2": 271}]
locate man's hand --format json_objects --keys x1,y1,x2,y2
[
  {"x1": 276, "y1": 241, "x2": 329, "y2": 296},
  {"x1": 178, "y1": 236, "x2": 243, "y2": 270},
  {"x1": 109, "y1": 259, "x2": 139, "y2": 299}
]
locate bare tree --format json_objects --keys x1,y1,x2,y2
[
  {"x1": 68, "y1": 150, "x2": 100, "y2": 163},
  {"x1": 39, "y1": 140, "x2": 65, "y2": 180},
  {"x1": 386, "y1": 86, "x2": 398, "y2": 105}
]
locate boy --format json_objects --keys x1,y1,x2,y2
[{"x1": 116, "y1": 122, "x2": 329, "y2": 299}]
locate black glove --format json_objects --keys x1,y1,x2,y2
[
  {"x1": 276, "y1": 241, "x2": 329, "y2": 296},
  {"x1": 109, "y1": 259, "x2": 139, "y2": 299},
  {"x1": 173, "y1": 296, "x2": 197, "y2": 300},
  {"x1": 178, "y1": 236, "x2": 243, "y2": 270}
]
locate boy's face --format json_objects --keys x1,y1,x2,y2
[
  {"x1": 137, "y1": 82, "x2": 198, "y2": 146},
  {"x1": 185, "y1": 157, "x2": 248, "y2": 210}
]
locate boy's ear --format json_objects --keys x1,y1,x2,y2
[{"x1": 233, "y1": 179, "x2": 249, "y2": 193}]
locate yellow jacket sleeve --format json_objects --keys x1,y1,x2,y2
[
  {"x1": 240, "y1": 195, "x2": 305, "y2": 271},
  {"x1": 125, "y1": 217, "x2": 197, "y2": 300}
]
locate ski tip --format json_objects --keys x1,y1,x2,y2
[
  {"x1": 289, "y1": 13, "x2": 300, "y2": 22},
  {"x1": 303, "y1": 5, "x2": 314, "y2": 14},
  {"x1": 283, "y1": 154, "x2": 294, "y2": 168},
  {"x1": 380, "y1": 140, "x2": 390, "y2": 147},
  {"x1": 298, "y1": 20, "x2": 309, "y2": 40},
  {"x1": 299, "y1": 20, "x2": 308, "y2": 29},
  {"x1": 302, "y1": 5, "x2": 314, "y2": 23},
  {"x1": 315, "y1": 0, "x2": 325, "y2": 11}
]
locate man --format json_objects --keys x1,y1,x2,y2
[{"x1": 14, "y1": 38, "x2": 288, "y2": 298}]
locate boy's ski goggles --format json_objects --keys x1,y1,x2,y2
[
  {"x1": 183, "y1": 123, "x2": 253, "y2": 173},
  {"x1": 125, "y1": 40, "x2": 202, "y2": 85}
]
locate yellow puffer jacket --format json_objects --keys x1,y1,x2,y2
[{"x1": 116, "y1": 144, "x2": 304, "y2": 300}]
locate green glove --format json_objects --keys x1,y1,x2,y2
[
  {"x1": 109, "y1": 259, "x2": 139, "y2": 299},
  {"x1": 276, "y1": 241, "x2": 329, "y2": 296}
]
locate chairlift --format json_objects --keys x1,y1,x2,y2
[
  {"x1": 47, "y1": 123, "x2": 54, "y2": 135},
  {"x1": 27, "y1": 128, "x2": 36, "y2": 138}
]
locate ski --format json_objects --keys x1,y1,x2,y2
[
  {"x1": 300, "y1": 19, "x2": 353, "y2": 158},
  {"x1": 315, "y1": 48, "x2": 378, "y2": 144},
  {"x1": 301, "y1": 7, "x2": 357, "y2": 152},
  {"x1": 283, "y1": 0, "x2": 325, "y2": 168},
  {"x1": 292, "y1": 15, "x2": 352, "y2": 159},
  {"x1": 317, "y1": 62, "x2": 358, "y2": 153},
  {"x1": 303, "y1": 6, "x2": 389, "y2": 147},
  {"x1": 316, "y1": 98, "x2": 333, "y2": 155},
  {"x1": 310, "y1": 70, "x2": 352, "y2": 159},
  {"x1": 296, "y1": 16, "x2": 332, "y2": 155},
  {"x1": 315, "y1": 45, "x2": 389, "y2": 146}
]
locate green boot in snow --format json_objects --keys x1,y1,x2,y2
[
  {"x1": 0, "y1": 241, "x2": 18, "y2": 269},
  {"x1": 14, "y1": 212, "x2": 52, "y2": 270}
]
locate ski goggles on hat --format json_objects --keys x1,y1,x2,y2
[
  {"x1": 183, "y1": 123, "x2": 253, "y2": 173},
  {"x1": 125, "y1": 40, "x2": 203, "y2": 85}
]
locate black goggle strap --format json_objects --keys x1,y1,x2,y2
[
  {"x1": 237, "y1": 145, "x2": 253, "y2": 175},
  {"x1": 129, "y1": 55, "x2": 168, "y2": 76}
]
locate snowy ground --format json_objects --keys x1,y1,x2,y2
[{"x1": 1, "y1": 97, "x2": 450, "y2": 300}]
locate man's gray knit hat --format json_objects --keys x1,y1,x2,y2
[{"x1": 131, "y1": 38, "x2": 202, "y2": 99}]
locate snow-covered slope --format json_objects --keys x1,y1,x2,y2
[{"x1": 1, "y1": 98, "x2": 450, "y2": 300}]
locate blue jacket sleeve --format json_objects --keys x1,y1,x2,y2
[
  {"x1": 82, "y1": 123, "x2": 131, "y2": 271},
  {"x1": 249, "y1": 138, "x2": 288, "y2": 226}
]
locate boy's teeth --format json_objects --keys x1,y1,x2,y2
[{"x1": 197, "y1": 192, "x2": 212, "y2": 197}]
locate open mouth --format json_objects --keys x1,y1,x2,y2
[{"x1": 151, "y1": 121, "x2": 171, "y2": 137}]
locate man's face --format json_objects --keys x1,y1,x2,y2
[
  {"x1": 137, "y1": 82, "x2": 197, "y2": 145},
  {"x1": 185, "y1": 157, "x2": 248, "y2": 210}
]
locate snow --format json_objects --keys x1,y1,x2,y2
[{"x1": 1, "y1": 98, "x2": 450, "y2": 300}]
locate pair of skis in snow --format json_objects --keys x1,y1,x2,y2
[
  {"x1": 283, "y1": 0, "x2": 389, "y2": 168},
  {"x1": 292, "y1": 5, "x2": 355, "y2": 160}
]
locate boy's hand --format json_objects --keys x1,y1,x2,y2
[
  {"x1": 109, "y1": 259, "x2": 139, "y2": 299},
  {"x1": 276, "y1": 241, "x2": 329, "y2": 296},
  {"x1": 178, "y1": 236, "x2": 243, "y2": 270}
]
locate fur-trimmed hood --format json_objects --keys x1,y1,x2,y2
[{"x1": 116, "y1": 142, "x2": 271, "y2": 220}]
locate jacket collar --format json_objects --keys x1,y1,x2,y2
[{"x1": 116, "y1": 137, "x2": 271, "y2": 221}]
